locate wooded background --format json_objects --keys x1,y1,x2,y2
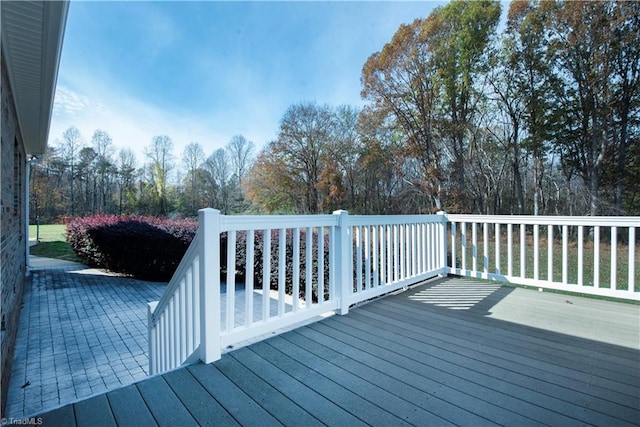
[{"x1": 31, "y1": 1, "x2": 639, "y2": 222}]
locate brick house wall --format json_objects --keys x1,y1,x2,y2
[{"x1": 1, "y1": 53, "x2": 28, "y2": 416}]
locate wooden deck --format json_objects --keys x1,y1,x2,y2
[{"x1": 37, "y1": 277, "x2": 640, "y2": 426}]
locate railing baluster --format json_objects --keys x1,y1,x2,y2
[
  {"x1": 611, "y1": 226, "x2": 617, "y2": 290},
  {"x1": 292, "y1": 228, "x2": 300, "y2": 312},
  {"x1": 379, "y1": 225, "x2": 386, "y2": 286},
  {"x1": 356, "y1": 226, "x2": 363, "y2": 291},
  {"x1": 364, "y1": 226, "x2": 371, "y2": 288},
  {"x1": 386, "y1": 225, "x2": 392, "y2": 283},
  {"x1": 451, "y1": 222, "x2": 457, "y2": 273},
  {"x1": 461, "y1": 222, "x2": 467, "y2": 273},
  {"x1": 393, "y1": 224, "x2": 399, "y2": 282},
  {"x1": 483, "y1": 222, "x2": 489, "y2": 279},
  {"x1": 578, "y1": 226, "x2": 584, "y2": 287},
  {"x1": 562, "y1": 225, "x2": 568, "y2": 285},
  {"x1": 548, "y1": 225, "x2": 553, "y2": 283},
  {"x1": 179, "y1": 279, "x2": 186, "y2": 362},
  {"x1": 278, "y1": 229, "x2": 286, "y2": 315},
  {"x1": 507, "y1": 223, "x2": 512, "y2": 277},
  {"x1": 372, "y1": 225, "x2": 379, "y2": 288},
  {"x1": 263, "y1": 229, "x2": 272, "y2": 321},
  {"x1": 533, "y1": 224, "x2": 539, "y2": 281},
  {"x1": 594, "y1": 226, "x2": 600, "y2": 288},
  {"x1": 318, "y1": 227, "x2": 325, "y2": 302},
  {"x1": 520, "y1": 224, "x2": 525, "y2": 279},
  {"x1": 193, "y1": 257, "x2": 200, "y2": 351},
  {"x1": 411, "y1": 223, "x2": 416, "y2": 277},
  {"x1": 305, "y1": 227, "x2": 312, "y2": 307},
  {"x1": 495, "y1": 223, "x2": 500, "y2": 276},
  {"x1": 186, "y1": 267, "x2": 193, "y2": 354},
  {"x1": 226, "y1": 231, "x2": 236, "y2": 331},
  {"x1": 472, "y1": 223, "x2": 477, "y2": 274},
  {"x1": 246, "y1": 229, "x2": 255, "y2": 324},
  {"x1": 629, "y1": 227, "x2": 635, "y2": 294}
]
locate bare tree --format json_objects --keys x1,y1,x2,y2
[
  {"x1": 145, "y1": 135, "x2": 174, "y2": 215},
  {"x1": 60, "y1": 127, "x2": 84, "y2": 216},
  {"x1": 182, "y1": 142, "x2": 205, "y2": 214}
]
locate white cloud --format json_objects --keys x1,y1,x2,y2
[{"x1": 49, "y1": 81, "x2": 276, "y2": 167}]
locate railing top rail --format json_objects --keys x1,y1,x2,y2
[
  {"x1": 221, "y1": 214, "x2": 338, "y2": 231},
  {"x1": 446, "y1": 214, "x2": 640, "y2": 227},
  {"x1": 348, "y1": 214, "x2": 444, "y2": 226}
]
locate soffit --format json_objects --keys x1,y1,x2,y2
[{"x1": 1, "y1": 0, "x2": 68, "y2": 156}]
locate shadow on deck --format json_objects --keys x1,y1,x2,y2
[{"x1": 36, "y1": 277, "x2": 640, "y2": 426}]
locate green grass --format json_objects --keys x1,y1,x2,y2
[
  {"x1": 29, "y1": 224, "x2": 66, "y2": 241},
  {"x1": 29, "y1": 224, "x2": 81, "y2": 262}
]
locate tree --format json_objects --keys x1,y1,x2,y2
[
  {"x1": 116, "y1": 148, "x2": 137, "y2": 214},
  {"x1": 182, "y1": 142, "x2": 206, "y2": 215},
  {"x1": 425, "y1": 0, "x2": 501, "y2": 209},
  {"x1": 145, "y1": 135, "x2": 174, "y2": 215},
  {"x1": 60, "y1": 127, "x2": 84, "y2": 216},
  {"x1": 361, "y1": 19, "x2": 444, "y2": 209},
  {"x1": 227, "y1": 135, "x2": 255, "y2": 187},
  {"x1": 92, "y1": 129, "x2": 116, "y2": 213},
  {"x1": 503, "y1": 0, "x2": 559, "y2": 215},
  {"x1": 273, "y1": 102, "x2": 336, "y2": 213},
  {"x1": 609, "y1": 2, "x2": 640, "y2": 214},
  {"x1": 544, "y1": 1, "x2": 625, "y2": 215},
  {"x1": 204, "y1": 148, "x2": 232, "y2": 214}
]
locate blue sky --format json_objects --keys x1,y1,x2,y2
[{"x1": 50, "y1": 1, "x2": 443, "y2": 163}]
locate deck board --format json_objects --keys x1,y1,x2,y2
[
  {"x1": 73, "y1": 394, "x2": 116, "y2": 427},
  {"x1": 106, "y1": 385, "x2": 157, "y2": 426},
  {"x1": 136, "y1": 375, "x2": 197, "y2": 426},
  {"x1": 346, "y1": 308, "x2": 640, "y2": 413},
  {"x1": 214, "y1": 352, "x2": 324, "y2": 426},
  {"x1": 230, "y1": 346, "x2": 369, "y2": 427},
  {"x1": 245, "y1": 340, "x2": 411, "y2": 426},
  {"x1": 162, "y1": 368, "x2": 239, "y2": 426},
  {"x1": 35, "y1": 277, "x2": 640, "y2": 426}
]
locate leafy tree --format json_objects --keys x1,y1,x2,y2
[
  {"x1": 425, "y1": 0, "x2": 501, "y2": 209},
  {"x1": 361, "y1": 18, "x2": 444, "y2": 209}
]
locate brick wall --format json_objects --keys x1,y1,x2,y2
[{"x1": 1, "y1": 54, "x2": 27, "y2": 417}]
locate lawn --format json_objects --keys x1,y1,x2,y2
[
  {"x1": 448, "y1": 224, "x2": 639, "y2": 292},
  {"x1": 29, "y1": 224, "x2": 81, "y2": 262}
]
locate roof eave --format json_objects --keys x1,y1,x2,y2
[{"x1": 1, "y1": 1, "x2": 69, "y2": 156}]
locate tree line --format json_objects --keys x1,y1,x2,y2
[
  {"x1": 32, "y1": 0, "x2": 639, "y2": 222},
  {"x1": 31, "y1": 128, "x2": 255, "y2": 222},
  {"x1": 247, "y1": 0, "x2": 639, "y2": 216}
]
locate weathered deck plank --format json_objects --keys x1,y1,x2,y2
[{"x1": 35, "y1": 277, "x2": 640, "y2": 426}]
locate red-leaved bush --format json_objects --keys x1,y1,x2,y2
[
  {"x1": 223, "y1": 229, "x2": 330, "y2": 302},
  {"x1": 67, "y1": 215, "x2": 198, "y2": 281}
]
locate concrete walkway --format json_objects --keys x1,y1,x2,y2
[{"x1": 5, "y1": 257, "x2": 166, "y2": 418}]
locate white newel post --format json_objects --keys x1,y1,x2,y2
[
  {"x1": 437, "y1": 211, "x2": 448, "y2": 275},
  {"x1": 199, "y1": 208, "x2": 222, "y2": 363},
  {"x1": 333, "y1": 210, "x2": 352, "y2": 315}
]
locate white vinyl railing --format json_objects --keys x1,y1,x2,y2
[
  {"x1": 445, "y1": 215, "x2": 639, "y2": 301},
  {"x1": 149, "y1": 211, "x2": 639, "y2": 374},
  {"x1": 148, "y1": 209, "x2": 446, "y2": 374},
  {"x1": 147, "y1": 227, "x2": 208, "y2": 375}
]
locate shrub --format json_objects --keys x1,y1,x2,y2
[
  {"x1": 67, "y1": 215, "x2": 197, "y2": 281},
  {"x1": 223, "y1": 229, "x2": 330, "y2": 303}
]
